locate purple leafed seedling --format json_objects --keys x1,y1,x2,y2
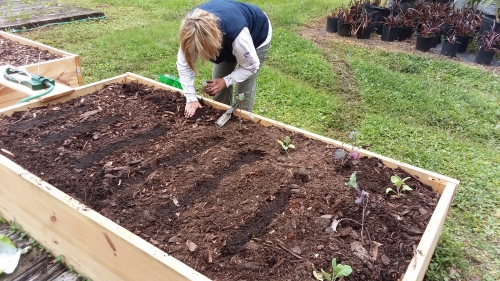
[
  {"x1": 333, "y1": 131, "x2": 362, "y2": 167},
  {"x1": 345, "y1": 172, "x2": 369, "y2": 205},
  {"x1": 345, "y1": 172, "x2": 370, "y2": 244}
]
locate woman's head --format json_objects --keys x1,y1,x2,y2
[{"x1": 179, "y1": 8, "x2": 223, "y2": 73}]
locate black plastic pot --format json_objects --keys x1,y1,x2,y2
[
  {"x1": 381, "y1": 25, "x2": 399, "y2": 42},
  {"x1": 363, "y1": 4, "x2": 382, "y2": 23},
  {"x1": 455, "y1": 35, "x2": 471, "y2": 53},
  {"x1": 356, "y1": 24, "x2": 373, "y2": 39},
  {"x1": 338, "y1": 23, "x2": 352, "y2": 37},
  {"x1": 376, "y1": 7, "x2": 392, "y2": 35},
  {"x1": 397, "y1": 26, "x2": 412, "y2": 41},
  {"x1": 326, "y1": 17, "x2": 339, "y2": 33},
  {"x1": 416, "y1": 35, "x2": 433, "y2": 52},
  {"x1": 479, "y1": 15, "x2": 500, "y2": 36},
  {"x1": 440, "y1": 40, "x2": 460, "y2": 57},
  {"x1": 475, "y1": 49, "x2": 496, "y2": 65},
  {"x1": 431, "y1": 33, "x2": 440, "y2": 48}
]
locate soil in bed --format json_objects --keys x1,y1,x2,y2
[
  {"x1": 0, "y1": 82, "x2": 439, "y2": 281},
  {"x1": 0, "y1": 34, "x2": 62, "y2": 66}
]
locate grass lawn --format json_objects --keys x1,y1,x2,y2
[{"x1": 12, "y1": 0, "x2": 500, "y2": 280}]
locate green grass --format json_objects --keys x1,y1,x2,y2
[{"x1": 12, "y1": 0, "x2": 500, "y2": 280}]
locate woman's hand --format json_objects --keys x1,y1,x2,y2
[
  {"x1": 185, "y1": 101, "x2": 203, "y2": 118},
  {"x1": 204, "y1": 78, "x2": 227, "y2": 96}
]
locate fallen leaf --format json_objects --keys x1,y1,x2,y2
[
  {"x1": 186, "y1": 240, "x2": 198, "y2": 252},
  {"x1": 370, "y1": 241, "x2": 383, "y2": 261},
  {"x1": 291, "y1": 246, "x2": 302, "y2": 255},
  {"x1": 172, "y1": 198, "x2": 179, "y2": 206},
  {"x1": 168, "y1": 236, "x2": 183, "y2": 244}
]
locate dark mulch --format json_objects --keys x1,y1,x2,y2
[
  {"x1": 0, "y1": 34, "x2": 62, "y2": 67},
  {"x1": 0, "y1": 82, "x2": 439, "y2": 281}
]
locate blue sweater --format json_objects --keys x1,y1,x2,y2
[{"x1": 197, "y1": 0, "x2": 269, "y2": 63}]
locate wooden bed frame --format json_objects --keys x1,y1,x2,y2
[{"x1": 0, "y1": 73, "x2": 459, "y2": 281}]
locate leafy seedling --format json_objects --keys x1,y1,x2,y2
[
  {"x1": 0, "y1": 235, "x2": 32, "y2": 274},
  {"x1": 333, "y1": 131, "x2": 362, "y2": 166},
  {"x1": 277, "y1": 136, "x2": 295, "y2": 152},
  {"x1": 386, "y1": 175, "x2": 412, "y2": 197},
  {"x1": 313, "y1": 258, "x2": 352, "y2": 281},
  {"x1": 345, "y1": 172, "x2": 369, "y2": 243}
]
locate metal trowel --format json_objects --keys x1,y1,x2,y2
[{"x1": 215, "y1": 103, "x2": 239, "y2": 127}]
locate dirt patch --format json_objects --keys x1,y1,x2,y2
[
  {"x1": 0, "y1": 82, "x2": 439, "y2": 281},
  {"x1": 0, "y1": 34, "x2": 62, "y2": 66}
]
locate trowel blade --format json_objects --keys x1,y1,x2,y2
[{"x1": 215, "y1": 103, "x2": 239, "y2": 127}]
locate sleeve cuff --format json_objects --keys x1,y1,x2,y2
[
  {"x1": 184, "y1": 92, "x2": 198, "y2": 103},
  {"x1": 223, "y1": 76, "x2": 235, "y2": 87}
]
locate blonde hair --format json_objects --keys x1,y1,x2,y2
[{"x1": 179, "y1": 8, "x2": 223, "y2": 73}]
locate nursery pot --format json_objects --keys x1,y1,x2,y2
[
  {"x1": 431, "y1": 33, "x2": 440, "y2": 48},
  {"x1": 326, "y1": 17, "x2": 339, "y2": 33},
  {"x1": 455, "y1": 35, "x2": 471, "y2": 53},
  {"x1": 356, "y1": 24, "x2": 373, "y2": 39},
  {"x1": 381, "y1": 25, "x2": 399, "y2": 42},
  {"x1": 363, "y1": 4, "x2": 382, "y2": 23},
  {"x1": 479, "y1": 15, "x2": 500, "y2": 35},
  {"x1": 376, "y1": 7, "x2": 392, "y2": 35},
  {"x1": 474, "y1": 49, "x2": 496, "y2": 65},
  {"x1": 397, "y1": 26, "x2": 412, "y2": 41},
  {"x1": 440, "y1": 40, "x2": 460, "y2": 57},
  {"x1": 338, "y1": 23, "x2": 352, "y2": 37},
  {"x1": 416, "y1": 35, "x2": 433, "y2": 52}
]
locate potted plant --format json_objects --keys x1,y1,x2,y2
[
  {"x1": 475, "y1": 27, "x2": 500, "y2": 65},
  {"x1": 362, "y1": 0, "x2": 386, "y2": 34},
  {"x1": 428, "y1": 15, "x2": 444, "y2": 48},
  {"x1": 480, "y1": 0, "x2": 500, "y2": 34},
  {"x1": 327, "y1": 7, "x2": 342, "y2": 33},
  {"x1": 354, "y1": 10, "x2": 374, "y2": 39},
  {"x1": 454, "y1": 19, "x2": 477, "y2": 53},
  {"x1": 441, "y1": 7, "x2": 460, "y2": 39},
  {"x1": 396, "y1": 11, "x2": 415, "y2": 41},
  {"x1": 440, "y1": 32, "x2": 461, "y2": 57},
  {"x1": 416, "y1": 21, "x2": 440, "y2": 51},
  {"x1": 381, "y1": 12, "x2": 400, "y2": 41},
  {"x1": 338, "y1": 6, "x2": 355, "y2": 37}
]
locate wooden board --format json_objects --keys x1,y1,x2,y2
[
  {"x1": 0, "y1": 30, "x2": 83, "y2": 87},
  {"x1": 0, "y1": 155, "x2": 211, "y2": 281},
  {"x1": 0, "y1": 73, "x2": 459, "y2": 281},
  {"x1": 0, "y1": 1, "x2": 104, "y2": 31}
]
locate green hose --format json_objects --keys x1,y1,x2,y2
[{"x1": 16, "y1": 83, "x2": 54, "y2": 104}]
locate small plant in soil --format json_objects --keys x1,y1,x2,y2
[
  {"x1": 313, "y1": 258, "x2": 353, "y2": 281},
  {"x1": 386, "y1": 174, "x2": 413, "y2": 197},
  {"x1": 277, "y1": 136, "x2": 295, "y2": 152},
  {"x1": 333, "y1": 131, "x2": 361, "y2": 166},
  {"x1": 345, "y1": 172, "x2": 370, "y2": 242}
]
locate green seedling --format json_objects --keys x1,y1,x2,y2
[
  {"x1": 54, "y1": 254, "x2": 64, "y2": 263},
  {"x1": 313, "y1": 258, "x2": 352, "y2": 281},
  {"x1": 277, "y1": 136, "x2": 295, "y2": 152},
  {"x1": 333, "y1": 131, "x2": 363, "y2": 166},
  {"x1": 236, "y1": 93, "x2": 245, "y2": 103},
  {"x1": 386, "y1": 175, "x2": 412, "y2": 197}
]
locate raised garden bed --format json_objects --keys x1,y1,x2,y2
[
  {"x1": 0, "y1": 73, "x2": 459, "y2": 281},
  {"x1": 0, "y1": 30, "x2": 83, "y2": 108}
]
